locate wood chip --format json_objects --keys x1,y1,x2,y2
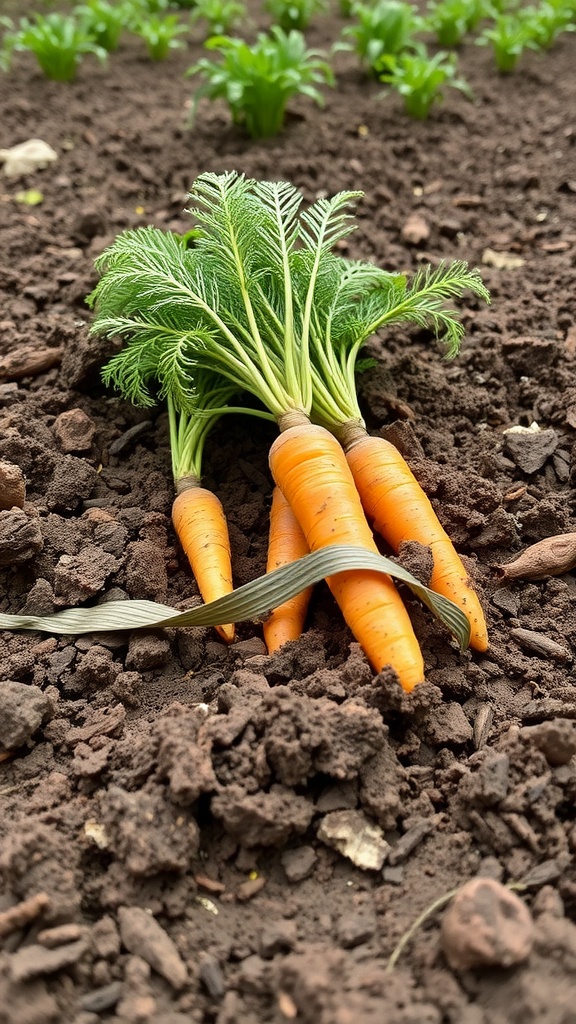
[
  {"x1": 0, "y1": 346, "x2": 63, "y2": 380},
  {"x1": 510, "y1": 628, "x2": 571, "y2": 662}
]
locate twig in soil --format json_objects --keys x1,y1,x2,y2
[{"x1": 385, "y1": 887, "x2": 459, "y2": 973}]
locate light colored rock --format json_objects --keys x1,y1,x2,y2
[
  {"x1": 0, "y1": 138, "x2": 58, "y2": 178},
  {"x1": 317, "y1": 810, "x2": 390, "y2": 871}
]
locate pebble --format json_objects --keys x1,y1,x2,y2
[
  {"x1": 503, "y1": 426, "x2": 559, "y2": 474},
  {"x1": 0, "y1": 680, "x2": 52, "y2": 751},
  {"x1": 510, "y1": 627, "x2": 571, "y2": 662},
  {"x1": 236, "y1": 876, "x2": 267, "y2": 902},
  {"x1": 80, "y1": 982, "x2": 123, "y2": 1014},
  {"x1": 281, "y1": 846, "x2": 317, "y2": 883},
  {"x1": 388, "y1": 817, "x2": 436, "y2": 865},
  {"x1": 317, "y1": 810, "x2": 390, "y2": 871},
  {"x1": 53, "y1": 408, "x2": 96, "y2": 452},
  {"x1": 520, "y1": 718, "x2": 576, "y2": 766},
  {"x1": 440, "y1": 878, "x2": 534, "y2": 971},
  {"x1": 199, "y1": 953, "x2": 226, "y2": 999},
  {"x1": 117, "y1": 906, "x2": 188, "y2": 989},
  {"x1": 0, "y1": 459, "x2": 26, "y2": 510}
]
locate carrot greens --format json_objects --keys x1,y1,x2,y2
[{"x1": 85, "y1": 171, "x2": 489, "y2": 686}]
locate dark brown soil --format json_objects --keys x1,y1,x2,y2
[{"x1": 1, "y1": 6, "x2": 576, "y2": 1023}]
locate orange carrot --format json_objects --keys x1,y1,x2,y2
[
  {"x1": 263, "y1": 485, "x2": 313, "y2": 654},
  {"x1": 269, "y1": 419, "x2": 425, "y2": 690},
  {"x1": 171, "y1": 481, "x2": 235, "y2": 643},
  {"x1": 344, "y1": 431, "x2": 488, "y2": 652}
]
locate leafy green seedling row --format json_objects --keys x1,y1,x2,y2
[{"x1": 1, "y1": 0, "x2": 575, "y2": 118}]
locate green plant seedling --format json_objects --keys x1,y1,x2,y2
[
  {"x1": 424, "y1": 0, "x2": 491, "y2": 46},
  {"x1": 187, "y1": 27, "x2": 334, "y2": 137},
  {"x1": 476, "y1": 13, "x2": 537, "y2": 70},
  {"x1": 379, "y1": 46, "x2": 472, "y2": 118},
  {"x1": 9, "y1": 12, "x2": 107, "y2": 80},
  {"x1": 343, "y1": 0, "x2": 423, "y2": 74},
  {"x1": 190, "y1": 0, "x2": 246, "y2": 38},
  {"x1": 133, "y1": 13, "x2": 188, "y2": 59},
  {"x1": 0, "y1": 16, "x2": 16, "y2": 72},
  {"x1": 264, "y1": 0, "x2": 328, "y2": 32},
  {"x1": 74, "y1": 0, "x2": 132, "y2": 51},
  {"x1": 522, "y1": 0, "x2": 575, "y2": 48}
]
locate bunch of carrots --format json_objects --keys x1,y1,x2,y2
[{"x1": 88, "y1": 171, "x2": 490, "y2": 692}]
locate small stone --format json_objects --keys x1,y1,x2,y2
[
  {"x1": 0, "y1": 459, "x2": 26, "y2": 510},
  {"x1": 53, "y1": 409, "x2": 96, "y2": 452},
  {"x1": 491, "y1": 588, "x2": 520, "y2": 616},
  {"x1": 281, "y1": 846, "x2": 317, "y2": 883},
  {"x1": 317, "y1": 810, "x2": 390, "y2": 871},
  {"x1": 503, "y1": 425, "x2": 559, "y2": 474},
  {"x1": 401, "y1": 212, "x2": 430, "y2": 245},
  {"x1": 520, "y1": 718, "x2": 576, "y2": 766},
  {"x1": 118, "y1": 907, "x2": 188, "y2": 989},
  {"x1": 382, "y1": 865, "x2": 404, "y2": 885},
  {"x1": 236, "y1": 876, "x2": 266, "y2": 902},
  {"x1": 0, "y1": 680, "x2": 52, "y2": 751},
  {"x1": 199, "y1": 953, "x2": 226, "y2": 999},
  {"x1": 388, "y1": 818, "x2": 436, "y2": 866},
  {"x1": 80, "y1": 982, "x2": 123, "y2": 1014},
  {"x1": 510, "y1": 627, "x2": 571, "y2": 662},
  {"x1": 441, "y1": 878, "x2": 534, "y2": 971}
]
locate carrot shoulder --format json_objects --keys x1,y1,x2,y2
[
  {"x1": 263, "y1": 485, "x2": 313, "y2": 654},
  {"x1": 171, "y1": 482, "x2": 235, "y2": 643},
  {"x1": 344, "y1": 433, "x2": 488, "y2": 652},
  {"x1": 269, "y1": 422, "x2": 425, "y2": 690}
]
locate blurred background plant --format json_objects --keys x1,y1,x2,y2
[
  {"x1": 190, "y1": 0, "x2": 247, "y2": 39},
  {"x1": 187, "y1": 26, "x2": 334, "y2": 136},
  {"x1": 342, "y1": 0, "x2": 423, "y2": 75},
  {"x1": 378, "y1": 44, "x2": 472, "y2": 116}
]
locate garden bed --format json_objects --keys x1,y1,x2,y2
[{"x1": 1, "y1": 7, "x2": 576, "y2": 1022}]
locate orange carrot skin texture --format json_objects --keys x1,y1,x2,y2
[
  {"x1": 269, "y1": 424, "x2": 425, "y2": 690},
  {"x1": 171, "y1": 485, "x2": 235, "y2": 643},
  {"x1": 345, "y1": 434, "x2": 488, "y2": 652},
  {"x1": 263, "y1": 486, "x2": 313, "y2": 654}
]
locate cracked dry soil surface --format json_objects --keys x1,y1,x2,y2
[{"x1": 1, "y1": 6, "x2": 576, "y2": 1023}]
